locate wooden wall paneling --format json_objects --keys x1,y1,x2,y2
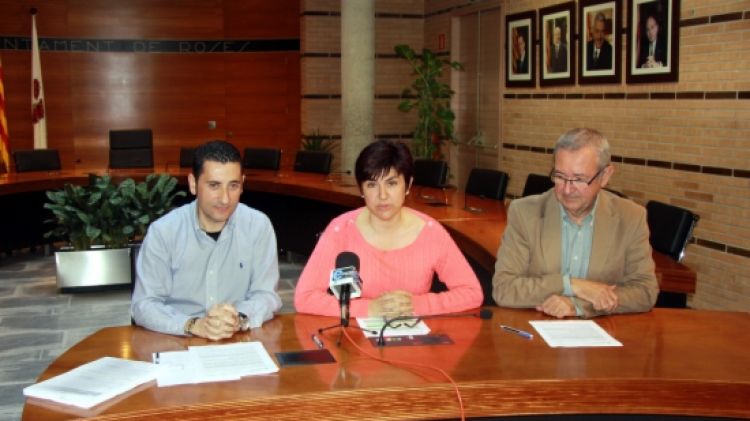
[
  {"x1": 223, "y1": 0, "x2": 300, "y2": 39},
  {"x1": 40, "y1": 53, "x2": 75, "y2": 170},
  {"x1": 147, "y1": 54, "x2": 227, "y2": 170},
  {"x1": 69, "y1": 53, "x2": 226, "y2": 170},
  {"x1": 33, "y1": 1, "x2": 70, "y2": 36},
  {"x1": 225, "y1": 52, "x2": 300, "y2": 169},
  {"x1": 1, "y1": 1, "x2": 301, "y2": 172},
  {"x1": 66, "y1": 0, "x2": 224, "y2": 38},
  {"x1": 0, "y1": 0, "x2": 29, "y2": 35},
  {"x1": 0, "y1": 0, "x2": 70, "y2": 36},
  {"x1": 2, "y1": 51, "x2": 34, "y2": 160}
]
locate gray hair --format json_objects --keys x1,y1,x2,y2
[{"x1": 553, "y1": 128, "x2": 611, "y2": 169}]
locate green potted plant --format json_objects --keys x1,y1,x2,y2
[
  {"x1": 44, "y1": 173, "x2": 185, "y2": 290},
  {"x1": 395, "y1": 44, "x2": 463, "y2": 160},
  {"x1": 301, "y1": 129, "x2": 335, "y2": 153}
]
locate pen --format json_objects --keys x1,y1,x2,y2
[
  {"x1": 500, "y1": 325, "x2": 534, "y2": 340},
  {"x1": 311, "y1": 334, "x2": 325, "y2": 349}
]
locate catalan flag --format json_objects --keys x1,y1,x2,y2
[{"x1": 0, "y1": 56, "x2": 11, "y2": 173}]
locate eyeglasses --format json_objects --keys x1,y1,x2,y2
[
  {"x1": 377, "y1": 315, "x2": 422, "y2": 347},
  {"x1": 549, "y1": 166, "x2": 606, "y2": 189}
]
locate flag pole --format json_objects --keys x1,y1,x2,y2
[
  {"x1": 31, "y1": 6, "x2": 48, "y2": 150},
  {"x1": 0, "y1": 55, "x2": 11, "y2": 173}
]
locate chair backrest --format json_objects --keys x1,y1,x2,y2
[
  {"x1": 293, "y1": 150, "x2": 331, "y2": 174},
  {"x1": 646, "y1": 200, "x2": 699, "y2": 262},
  {"x1": 465, "y1": 168, "x2": 509, "y2": 201},
  {"x1": 179, "y1": 147, "x2": 195, "y2": 168},
  {"x1": 413, "y1": 159, "x2": 448, "y2": 188},
  {"x1": 109, "y1": 129, "x2": 153, "y2": 169},
  {"x1": 244, "y1": 147, "x2": 281, "y2": 171},
  {"x1": 522, "y1": 173, "x2": 554, "y2": 197},
  {"x1": 13, "y1": 149, "x2": 61, "y2": 172}
]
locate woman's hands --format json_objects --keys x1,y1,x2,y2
[{"x1": 368, "y1": 290, "x2": 414, "y2": 318}]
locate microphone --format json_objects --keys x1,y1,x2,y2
[{"x1": 329, "y1": 252, "x2": 362, "y2": 327}]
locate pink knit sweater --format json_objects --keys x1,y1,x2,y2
[{"x1": 294, "y1": 207, "x2": 483, "y2": 317}]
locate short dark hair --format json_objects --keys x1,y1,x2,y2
[
  {"x1": 192, "y1": 140, "x2": 241, "y2": 178},
  {"x1": 355, "y1": 140, "x2": 414, "y2": 187}
]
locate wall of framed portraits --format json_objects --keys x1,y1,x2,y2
[{"x1": 498, "y1": 0, "x2": 750, "y2": 312}]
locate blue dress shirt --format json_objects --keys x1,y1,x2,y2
[{"x1": 131, "y1": 200, "x2": 281, "y2": 335}]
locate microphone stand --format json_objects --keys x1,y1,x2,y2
[{"x1": 318, "y1": 285, "x2": 377, "y2": 346}]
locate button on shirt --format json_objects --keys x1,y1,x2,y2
[
  {"x1": 131, "y1": 201, "x2": 282, "y2": 335},
  {"x1": 560, "y1": 198, "x2": 598, "y2": 316}
]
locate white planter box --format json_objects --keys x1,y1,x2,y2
[{"x1": 55, "y1": 247, "x2": 132, "y2": 291}]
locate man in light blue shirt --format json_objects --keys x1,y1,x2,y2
[{"x1": 132, "y1": 140, "x2": 281, "y2": 340}]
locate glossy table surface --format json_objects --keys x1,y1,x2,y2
[
  {"x1": 22, "y1": 307, "x2": 750, "y2": 420},
  {"x1": 0, "y1": 168, "x2": 696, "y2": 294}
]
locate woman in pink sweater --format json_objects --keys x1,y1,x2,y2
[{"x1": 294, "y1": 140, "x2": 483, "y2": 318}]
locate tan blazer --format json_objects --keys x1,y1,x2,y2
[{"x1": 492, "y1": 190, "x2": 658, "y2": 317}]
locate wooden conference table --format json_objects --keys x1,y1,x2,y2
[
  {"x1": 0, "y1": 168, "x2": 696, "y2": 294},
  {"x1": 22, "y1": 307, "x2": 750, "y2": 420}
]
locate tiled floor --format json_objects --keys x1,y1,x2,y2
[{"x1": 0, "y1": 252, "x2": 302, "y2": 421}]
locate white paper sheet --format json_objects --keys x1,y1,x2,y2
[
  {"x1": 152, "y1": 350, "x2": 240, "y2": 387},
  {"x1": 23, "y1": 357, "x2": 160, "y2": 409},
  {"x1": 529, "y1": 320, "x2": 623, "y2": 347},
  {"x1": 189, "y1": 342, "x2": 278, "y2": 377},
  {"x1": 154, "y1": 342, "x2": 278, "y2": 387},
  {"x1": 356, "y1": 317, "x2": 431, "y2": 338}
]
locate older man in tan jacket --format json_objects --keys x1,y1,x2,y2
[{"x1": 493, "y1": 128, "x2": 658, "y2": 318}]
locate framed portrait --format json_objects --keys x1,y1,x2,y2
[
  {"x1": 579, "y1": 0, "x2": 622, "y2": 84},
  {"x1": 626, "y1": 0, "x2": 680, "y2": 83},
  {"x1": 505, "y1": 10, "x2": 536, "y2": 88},
  {"x1": 539, "y1": 2, "x2": 575, "y2": 86}
]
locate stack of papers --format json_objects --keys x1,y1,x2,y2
[
  {"x1": 356, "y1": 317, "x2": 431, "y2": 338},
  {"x1": 153, "y1": 341, "x2": 278, "y2": 387},
  {"x1": 23, "y1": 357, "x2": 160, "y2": 409},
  {"x1": 529, "y1": 320, "x2": 623, "y2": 347}
]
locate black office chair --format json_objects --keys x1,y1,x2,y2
[
  {"x1": 464, "y1": 168, "x2": 509, "y2": 213},
  {"x1": 293, "y1": 150, "x2": 331, "y2": 174},
  {"x1": 13, "y1": 149, "x2": 61, "y2": 172},
  {"x1": 413, "y1": 159, "x2": 449, "y2": 206},
  {"x1": 244, "y1": 147, "x2": 282, "y2": 171},
  {"x1": 647, "y1": 201, "x2": 699, "y2": 263},
  {"x1": 109, "y1": 129, "x2": 154, "y2": 169},
  {"x1": 522, "y1": 173, "x2": 554, "y2": 197},
  {"x1": 647, "y1": 200, "x2": 699, "y2": 308},
  {"x1": 179, "y1": 147, "x2": 195, "y2": 168}
]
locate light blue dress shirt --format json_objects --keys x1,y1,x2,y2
[
  {"x1": 131, "y1": 200, "x2": 281, "y2": 335},
  {"x1": 560, "y1": 198, "x2": 598, "y2": 316}
]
